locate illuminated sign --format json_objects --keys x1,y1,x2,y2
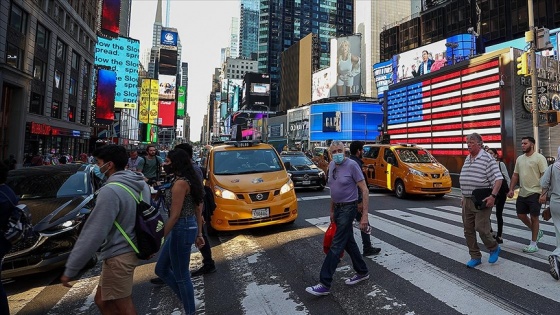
[
  {"x1": 100, "y1": 0, "x2": 121, "y2": 38},
  {"x1": 177, "y1": 86, "x2": 186, "y2": 116},
  {"x1": 372, "y1": 60, "x2": 392, "y2": 98},
  {"x1": 323, "y1": 111, "x2": 342, "y2": 132},
  {"x1": 158, "y1": 74, "x2": 176, "y2": 101},
  {"x1": 95, "y1": 68, "x2": 117, "y2": 125},
  {"x1": 329, "y1": 35, "x2": 362, "y2": 97},
  {"x1": 160, "y1": 29, "x2": 178, "y2": 46},
  {"x1": 158, "y1": 100, "x2": 175, "y2": 127},
  {"x1": 386, "y1": 59, "x2": 502, "y2": 156},
  {"x1": 95, "y1": 36, "x2": 140, "y2": 109}
]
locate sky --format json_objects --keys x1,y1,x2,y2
[{"x1": 129, "y1": 0, "x2": 240, "y2": 142}]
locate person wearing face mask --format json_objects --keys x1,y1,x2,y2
[
  {"x1": 348, "y1": 140, "x2": 381, "y2": 256},
  {"x1": 154, "y1": 149, "x2": 205, "y2": 314},
  {"x1": 61, "y1": 144, "x2": 150, "y2": 314},
  {"x1": 306, "y1": 140, "x2": 370, "y2": 296}
]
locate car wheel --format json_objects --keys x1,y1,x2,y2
[
  {"x1": 434, "y1": 193, "x2": 445, "y2": 198},
  {"x1": 395, "y1": 180, "x2": 406, "y2": 199}
]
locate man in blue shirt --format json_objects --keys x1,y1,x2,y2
[{"x1": 306, "y1": 141, "x2": 370, "y2": 296}]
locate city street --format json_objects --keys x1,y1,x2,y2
[{"x1": 5, "y1": 188, "x2": 560, "y2": 315}]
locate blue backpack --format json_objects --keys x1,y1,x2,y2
[{"x1": 107, "y1": 182, "x2": 165, "y2": 260}]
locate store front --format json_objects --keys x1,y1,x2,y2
[{"x1": 25, "y1": 122, "x2": 90, "y2": 159}]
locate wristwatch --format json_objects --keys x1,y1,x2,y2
[{"x1": 490, "y1": 193, "x2": 497, "y2": 198}]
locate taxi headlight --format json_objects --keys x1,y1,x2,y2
[
  {"x1": 443, "y1": 170, "x2": 449, "y2": 176},
  {"x1": 214, "y1": 185, "x2": 237, "y2": 200},
  {"x1": 409, "y1": 168, "x2": 426, "y2": 177},
  {"x1": 280, "y1": 179, "x2": 294, "y2": 195}
]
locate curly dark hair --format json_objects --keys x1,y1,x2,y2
[
  {"x1": 167, "y1": 149, "x2": 203, "y2": 206},
  {"x1": 93, "y1": 144, "x2": 128, "y2": 170}
]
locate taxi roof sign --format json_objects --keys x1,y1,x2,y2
[{"x1": 224, "y1": 140, "x2": 261, "y2": 148}]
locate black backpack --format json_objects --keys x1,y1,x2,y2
[
  {"x1": 108, "y1": 182, "x2": 165, "y2": 260},
  {"x1": 1, "y1": 191, "x2": 34, "y2": 245}
]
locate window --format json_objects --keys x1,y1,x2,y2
[
  {"x1": 68, "y1": 105, "x2": 76, "y2": 122},
  {"x1": 71, "y1": 51, "x2": 80, "y2": 70},
  {"x1": 33, "y1": 58, "x2": 46, "y2": 81},
  {"x1": 80, "y1": 109, "x2": 87, "y2": 125},
  {"x1": 69, "y1": 78, "x2": 77, "y2": 95},
  {"x1": 29, "y1": 93, "x2": 44, "y2": 115},
  {"x1": 54, "y1": 70, "x2": 64, "y2": 89},
  {"x1": 6, "y1": 43, "x2": 21, "y2": 68},
  {"x1": 36, "y1": 23, "x2": 49, "y2": 49},
  {"x1": 9, "y1": 3, "x2": 27, "y2": 33},
  {"x1": 56, "y1": 39, "x2": 66, "y2": 60},
  {"x1": 51, "y1": 101, "x2": 61, "y2": 119},
  {"x1": 82, "y1": 61, "x2": 90, "y2": 80}
]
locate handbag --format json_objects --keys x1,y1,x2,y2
[
  {"x1": 472, "y1": 188, "x2": 493, "y2": 210},
  {"x1": 323, "y1": 223, "x2": 343, "y2": 257}
]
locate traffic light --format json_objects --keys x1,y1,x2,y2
[{"x1": 516, "y1": 52, "x2": 529, "y2": 76}]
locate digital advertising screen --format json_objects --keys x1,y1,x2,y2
[
  {"x1": 158, "y1": 48, "x2": 178, "y2": 75},
  {"x1": 329, "y1": 35, "x2": 362, "y2": 97},
  {"x1": 139, "y1": 79, "x2": 151, "y2": 124},
  {"x1": 158, "y1": 100, "x2": 175, "y2": 127},
  {"x1": 250, "y1": 83, "x2": 270, "y2": 96},
  {"x1": 160, "y1": 29, "x2": 178, "y2": 47},
  {"x1": 95, "y1": 68, "x2": 117, "y2": 125},
  {"x1": 312, "y1": 67, "x2": 337, "y2": 101},
  {"x1": 100, "y1": 0, "x2": 121, "y2": 37},
  {"x1": 486, "y1": 27, "x2": 560, "y2": 60},
  {"x1": 373, "y1": 60, "x2": 393, "y2": 98},
  {"x1": 95, "y1": 36, "x2": 140, "y2": 109},
  {"x1": 158, "y1": 74, "x2": 176, "y2": 101},
  {"x1": 177, "y1": 86, "x2": 186, "y2": 116},
  {"x1": 149, "y1": 80, "x2": 159, "y2": 124}
]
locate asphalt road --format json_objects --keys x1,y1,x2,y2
[{"x1": 5, "y1": 187, "x2": 560, "y2": 315}]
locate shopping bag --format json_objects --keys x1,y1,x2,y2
[{"x1": 323, "y1": 223, "x2": 343, "y2": 257}]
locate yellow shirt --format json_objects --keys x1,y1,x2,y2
[{"x1": 513, "y1": 152, "x2": 548, "y2": 197}]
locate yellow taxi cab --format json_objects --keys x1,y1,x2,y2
[
  {"x1": 362, "y1": 143, "x2": 451, "y2": 198},
  {"x1": 201, "y1": 140, "x2": 298, "y2": 233}
]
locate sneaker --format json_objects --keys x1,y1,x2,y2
[
  {"x1": 548, "y1": 255, "x2": 560, "y2": 281},
  {"x1": 345, "y1": 273, "x2": 370, "y2": 285},
  {"x1": 305, "y1": 283, "x2": 330, "y2": 296},
  {"x1": 466, "y1": 258, "x2": 482, "y2": 268},
  {"x1": 536, "y1": 230, "x2": 544, "y2": 243},
  {"x1": 191, "y1": 265, "x2": 217, "y2": 277},
  {"x1": 363, "y1": 246, "x2": 381, "y2": 256},
  {"x1": 523, "y1": 245, "x2": 539, "y2": 253},
  {"x1": 488, "y1": 246, "x2": 501, "y2": 264},
  {"x1": 149, "y1": 277, "x2": 165, "y2": 285}
]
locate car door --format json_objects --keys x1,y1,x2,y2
[
  {"x1": 381, "y1": 148, "x2": 399, "y2": 190},
  {"x1": 363, "y1": 146, "x2": 380, "y2": 186}
]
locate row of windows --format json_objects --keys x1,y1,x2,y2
[{"x1": 228, "y1": 64, "x2": 256, "y2": 70}]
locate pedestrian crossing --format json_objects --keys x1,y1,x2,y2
[{"x1": 7, "y1": 201, "x2": 560, "y2": 314}]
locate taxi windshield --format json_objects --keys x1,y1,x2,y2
[
  {"x1": 213, "y1": 149, "x2": 283, "y2": 175},
  {"x1": 395, "y1": 148, "x2": 434, "y2": 163}
]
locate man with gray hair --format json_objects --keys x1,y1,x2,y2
[
  {"x1": 459, "y1": 133, "x2": 503, "y2": 268},
  {"x1": 306, "y1": 140, "x2": 370, "y2": 296}
]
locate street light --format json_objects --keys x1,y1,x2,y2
[{"x1": 361, "y1": 114, "x2": 367, "y2": 141}]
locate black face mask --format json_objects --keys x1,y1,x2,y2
[{"x1": 163, "y1": 164, "x2": 172, "y2": 174}]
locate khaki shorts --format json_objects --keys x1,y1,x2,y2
[{"x1": 98, "y1": 252, "x2": 139, "y2": 301}]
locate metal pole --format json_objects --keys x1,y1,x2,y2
[{"x1": 528, "y1": 0, "x2": 539, "y2": 152}]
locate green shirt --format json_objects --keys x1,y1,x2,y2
[
  {"x1": 137, "y1": 155, "x2": 163, "y2": 180},
  {"x1": 513, "y1": 152, "x2": 548, "y2": 197}
]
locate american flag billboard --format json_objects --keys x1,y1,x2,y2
[{"x1": 387, "y1": 59, "x2": 501, "y2": 156}]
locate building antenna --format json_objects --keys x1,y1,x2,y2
[{"x1": 165, "y1": 0, "x2": 171, "y2": 27}]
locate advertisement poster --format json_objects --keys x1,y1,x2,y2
[
  {"x1": 158, "y1": 74, "x2": 176, "y2": 101},
  {"x1": 149, "y1": 79, "x2": 159, "y2": 124},
  {"x1": 139, "y1": 79, "x2": 151, "y2": 123},
  {"x1": 95, "y1": 69, "x2": 116, "y2": 125},
  {"x1": 330, "y1": 35, "x2": 362, "y2": 97},
  {"x1": 177, "y1": 86, "x2": 186, "y2": 116},
  {"x1": 312, "y1": 67, "x2": 336, "y2": 101}
]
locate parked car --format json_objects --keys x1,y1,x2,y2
[
  {"x1": 281, "y1": 155, "x2": 326, "y2": 191},
  {"x1": 2, "y1": 164, "x2": 99, "y2": 279},
  {"x1": 362, "y1": 143, "x2": 452, "y2": 198}
]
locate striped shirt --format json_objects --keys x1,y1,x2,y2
[{"x1": 459, "y1": 150, "x2": 503, "y2": 196}]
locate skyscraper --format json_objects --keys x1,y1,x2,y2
[
  {"x1": 239, "y1": 0, "x2": 260, "y2": 59},
  {"x1": 230, "y1": 17, "x2": 240, "y2": 59},
  {"x1": 258, "y1": 0, "x2": 354, "y2": 109}
]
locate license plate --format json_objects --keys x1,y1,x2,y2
[
  {"x1": 252, "y1": 208, "x2": 269, "y2": 219},
  {"x1": 434, "y1": 183, "x2": 442, "y2": 188},
  {"x1": 302, "y1": 180, "x2": 311, "y2": 185}
]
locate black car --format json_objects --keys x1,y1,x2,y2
[
  {"x1": 2, "y1": 164, "x2": 99, "y2": 279},
  {"x1": 281, "y1": 155, "x2": 326, "y2": 191}
]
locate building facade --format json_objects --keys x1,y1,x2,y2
[
  {"x1": 0, "y1": 0, "x2": 104, "y2": 165},
  {"x1": 224, "y1": 57, "x2": 258, "y2": 80},
  {"x1": 239, "y1": 0, "x2": 259, "y2": 60},
  {"x1": 257, "y1": 0, "x2": 354, "y2": 110}
]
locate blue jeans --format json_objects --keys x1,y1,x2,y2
[
  {"x1": 155, "y1": 216, "x2": 198, "y2": 314},
  {"x1": 320, "y1": 203, "x2": 368, "y2": 288}
]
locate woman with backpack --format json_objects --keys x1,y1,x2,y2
[
  {"x1": 154, "y1": 149, "x2": 205, "y2": 315},
  {"x1": 0, "y1": 161, "x2": 17, "y2": 314},
  {"x1": 487, "y1": 148, "x2": 510, "y2": 244}
]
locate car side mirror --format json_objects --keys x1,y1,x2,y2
[{"x1": 387, "y1": 157, "x2": 395, "y2": 165}]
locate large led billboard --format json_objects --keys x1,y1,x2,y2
[
  {"x1": 486, "y1": 27, "x2": 560, "y2": 60},
  {"x1": 160, "y1": 29, "x2": 178, "y2": 47},
  {"x1": 159, "y1": 48, "x2": 178, "y2": 75},
  {"x1": 95, "y1": 36, "x2": 140, "y2": 109},
  {"x1": 100, "y1": 0, "x2": 121, "y2": 38},
  {"x1": 139, "y1": 79, "x2": 159, "y2": 124},
  {"x1": 158, "y1": 100, "x2": 175, "y2": 127},
  {"x1": 372, "y1": 60, "x2": 392, "y2": 98},
  {"x1": 95, "y1": 69, "x2": 117, "y2": 125},
  {"x1": 242, "y1": 73, "x2": 270, "y2": 108},
  {"x1": 158, "y1": 74, "x2": 176, "y2": 101},
  {"x1": 177, "y1": 86, "x2": 186, "y2": 117},
  {"x1": 329, "y1": 35, "x2": 362, "y2": 97},
  {"x1": 312, "y1": 67, "x2": 337, "y2": 101}
]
